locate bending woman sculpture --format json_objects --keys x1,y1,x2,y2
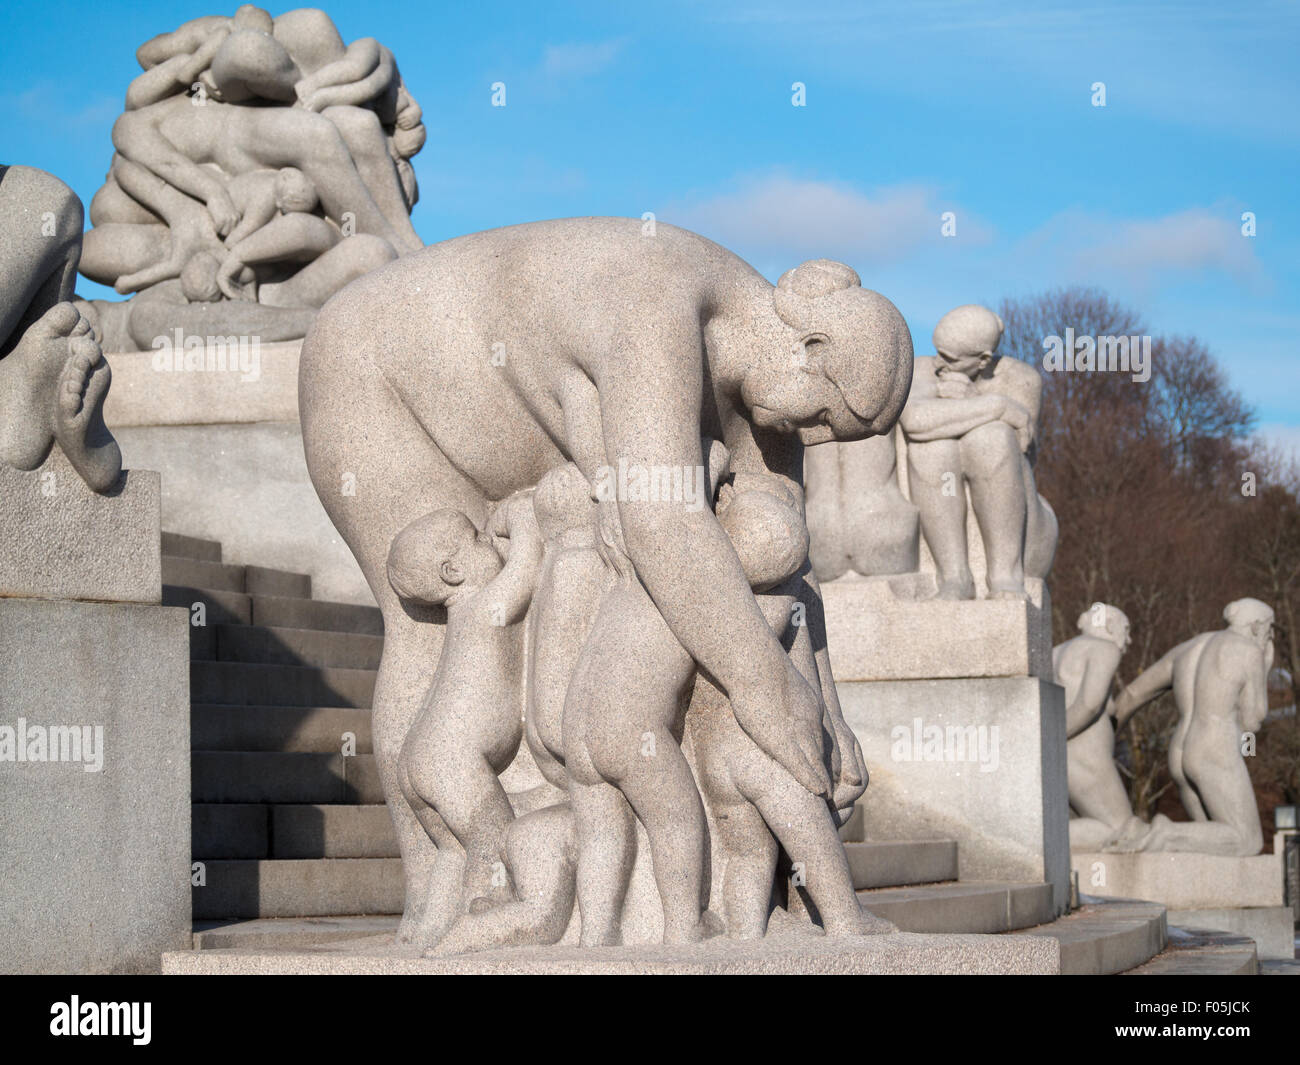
[{"x1": 299, "y1": 219, "x2": 913, "y2": 940}]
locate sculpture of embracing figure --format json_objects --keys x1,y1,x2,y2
[
  {"x1": 1107, "y1": 598, "x2": 1274, "y2": 857},
  {"x1": 299, "y1": 218, "x2": 914, "y2": 949}
]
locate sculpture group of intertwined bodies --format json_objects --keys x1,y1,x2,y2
[
  {"x1": 299, "y1": 223, "x2": 916, "y2": 951},
  {"x1": 75, "y1": 6, "x2": 425, "y2": 352}
]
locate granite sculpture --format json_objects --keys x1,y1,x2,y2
[
  {"x1": 898, "y1": 304, "x2": 1057, "y2": 600},
  {"x1": 77, "y1": 6, "x2": 424, "y2": 350},
  {"x1": 804, "y1": 303, "x2": 1057, "y2": 600},
  {"x1": 1110, "y1": 598, "x2": 1274, "y2": 856},
  {"x1": 0, "y1": 165, "x2": 122, "y2": 492},
  {"x1": 300, "y1": 220, "x2": 914, "y2": 951},
  {"x1": 1053, "y1": 604, "x2": 1146, "y2": 850}
]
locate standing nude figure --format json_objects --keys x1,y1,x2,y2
[
  {"x1": 899, "y1": 304, "x2": 1057, "y2": 599},
  {"x1": 1110, "y1": 599, "x2": 1274, "y2": 856},
  {"x1": 1054, "y1": 604, "x2": 1145, "y2": 851},
  {"x1": 299, "y1": 221, "x2": 911, "y2": 940}
]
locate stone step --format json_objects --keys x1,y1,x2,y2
[
  {"x1": 1123, "y1": 927, "x2": 1258, "y2": 975},
  {"x1": 192, "y1": 752, "x2": 382, "y2": 804},
  {"x1": 251, "y1": 595, "x2": 383, "y2": 637},
  {"x1": 192, "y1": 858, "x2": 403, "y2": 919},
  {"x1": 193, "y1": 915, "x2": 400, "y2": 950},
  {"x1": 161, "y1": 531, "x2": 222, "y2": 562},
  {"x1": 162, "y1": 556, "x2": 246, "y2": 593},
  {"x1": 192, "y1": 803, "x2": 397, "y2": 860},
  {"x1": 194, "y1": 803, "x2": 268, "y2": 859},
  {"x1": 1015, "y1": 899, "x2": 1167, "y2": 975},
  {"x1": 215, "y1": 624, "x2": 383, "y2": 670},
  {"x1": 163, "y1": 585, "x2": 251, "y2": 626},
  {"x1": 160, "y1": 557, "x2": 313, "y2": 598},
  {"x1": 837, "y1": 803, "x2": 865, "y2": 843},
  {"x1": 270, "y1": 804, "x2": 397, "y2": 859},
  {"x1": 192, "y1": 704, "x2": 372, "y2": 753},
  {"x1": 858, "y1": 881, "x2": 1054, "y2": 933},
  {"x1": 245, "y1": 565, "x2": 311, "y2": 600},
  {"x1": 846, "y1": 840, "x2": 958, "y2": 890},
  {"x1": 191, "y1": 660, "x2": 376, "y2": 707}
]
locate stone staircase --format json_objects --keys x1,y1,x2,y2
[
  {"x1": 162, "y1": 532, "x2": 401, "y2": 921},
  {"x1": 165, "y1": 531, "x2": 1263, "y2": 974}
]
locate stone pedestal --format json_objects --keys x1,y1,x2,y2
[
  {"x1": 161, "y1": 928, "x2": 1059, "y2": 974},
  {"x1": 104, "y1": 341, "x2": 371, "y2": 605},
  {"x1": 838, "y1": 677, "x2": 1070, "y2": 915},
  {"x1": 0, "y1": 453, "x2": 191, "y2": 973},
  {"x1": 821, "y1": 574, "x2": 1052, "y2": 681},
  {"x1": 1072, "y1": 848, "x2": 1295, "y2": 960}
]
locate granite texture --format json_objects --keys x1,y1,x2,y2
[
  {"x1": 0, "y1": 447, "x2": 161, "y2": 604},
  {"x1": 0, "y1": 598, "x2": 191, "y2": 973},
  {"x1": 839, "y1": 676, "x2": 1071, "y2": 915},
  {"x1": 161, "y1": 928, "x2": 1060, "y2": 974},
  {"x1": 821, "y1": 572, "x2": 1052, "y2": 681}
]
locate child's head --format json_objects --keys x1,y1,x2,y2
[
  {"x1": 717, "y1": 485, "x2": 809, "y2": 592},
  {"x1": 387, "y1": 508, "x2": 501, "y2": 605},
  {"x1": 275, "y1": 167, "x2": 319, "y2": 214},
  {"x1": 532, "y1": 463, "x2": 596, "y2": 541}
]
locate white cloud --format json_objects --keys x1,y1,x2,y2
[
  {"x1": 662, "y1": 173, "x2": 992, "y2": 271},
  {"x1": 542, "y1": 38, "x2": 627, "y2": 78},
  {"x1": 1015, "y1": 205, "x2": 1267, "y2": 294}
]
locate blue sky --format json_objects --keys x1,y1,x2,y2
[{"x1": 3, "y1": 0, "x2": 1297, "y2": 449}]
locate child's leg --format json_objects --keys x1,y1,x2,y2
[
  {"x1": 738, "y1": 750, "x2": 891, "y2": 936},
  {"x1": 713, "y1": 797, "x2": 778, "y2": 939},
  {"x1": 429, "y1": 804, "x2": 577, "y2": 956},
  {"x1": 396, "y1": 727, "x2": 466, "y2": 948},
  {"x1": 615, "y1": 723, "x2": 710, "y2": 943},
  {"x1": 399, "y1": 711, "x2": 517, "y2": 945},
  {"x1": 569, "y1": 776, "x2": 636, "y2": 947},
  {"x1": 413, "y1": 741, "x2": 518, "y2": 911}
]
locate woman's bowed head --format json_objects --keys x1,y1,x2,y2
[{"x1": 741, "y1": 259, "x2": 914, "y2": 446}]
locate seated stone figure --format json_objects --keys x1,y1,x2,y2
[
  {"x1": 386, "y1": 493, "x2": 543, "y2": 948},
  {"x1": 899, "y1": 304, "x2": 1057, "y2": 600},
  {"x1": 1054, "y1": 604, "x2": 1146, "y2": 851},
  {"x1": 689, "y1": 476, "x2": 892, "y2": 939},
  {"x1": 0, "y1": 166, "x2": 121, "y2": 492},
  {"x1": 1110, "y1": 598, "x2": 1274, "y2": 856}
]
